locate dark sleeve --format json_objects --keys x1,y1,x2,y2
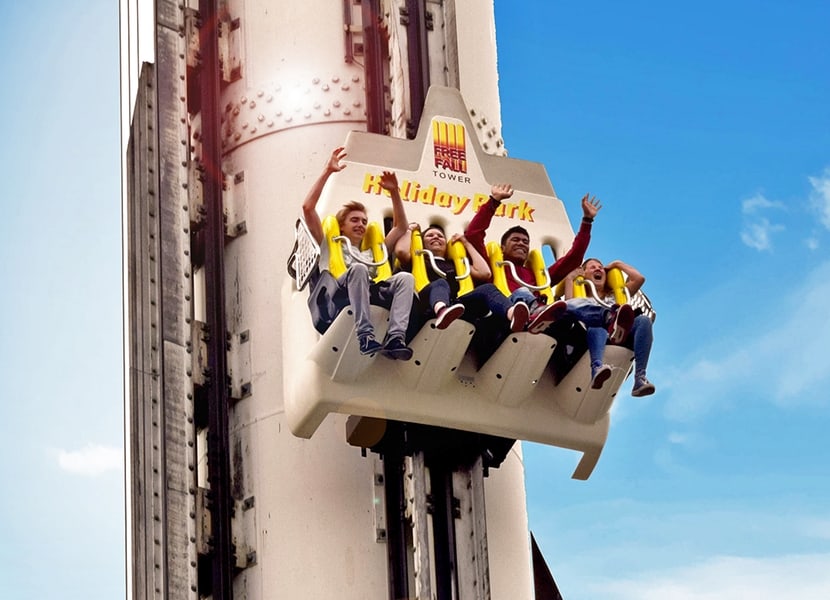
[
  {"x1": 547, "y1": 219, "x2": 592, "y2": 286},
  {"x1": 464, "y1": 196, "x2": 498, "y2": 270}
]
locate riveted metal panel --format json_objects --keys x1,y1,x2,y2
[
  {"x1": 156, "y1": 0, "x2": 199, "y2": 597},
  {"x1": 127, "y1": 61, "x2": 166, "y2": 600},
  {"x1": 126, "y1": 0, "x2": 199, "y2": 597},
  {"x1": 156, "y1": 0, "x2": 193, "y2": 349},
  {"x1": 161, "y1": 340, "x2": 198, "y2": 599}
]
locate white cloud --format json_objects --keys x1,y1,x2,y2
[
  {"x1": 588, "y1": 553, "x2": 830, "y2": 600},
  {"x1": 739, "y1": 193, "x2": 786, "y2": 251},
  {"x1": 535, "y1": 501, "x2": 830, "y2": 600},
  {"x1": 661, "y1": 260, "x2": 830, "y2": 421},
  {"x1": 741, "y1": 193, "x2": 785, "y2": 214},
  {"x1": 739, "y1": 170, "x2": 830, "y2": 250},
  {"x1": 808, "y1": 168, "x2": 830, "y2": 230},
  {"x1": 740, "y1": 218, "x2": 784, "y2": 251},
  {"x1": 56, "y1": 443, "x2": 122, "y2": 477}
]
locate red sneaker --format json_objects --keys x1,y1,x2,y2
[
  {"x1": 527, "y1": 300, "x2": 568, "y2": 334},
  {"x1": 608, "y1": 304, "x2": 635, "y2": 344}
]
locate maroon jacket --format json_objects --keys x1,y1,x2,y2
[{"x1": 464, "y1": 196, "x2": 593, "y2": 293}]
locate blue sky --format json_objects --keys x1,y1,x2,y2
[
  {"x1": 494, "y1": 1, "x2": 830, "y2": 598},
  {"x1": 0, "y1": 1, "x2": 123, "y2": 599},
  {"x1": 1, "y1": 1, "x2": 828, "y2": 599}
]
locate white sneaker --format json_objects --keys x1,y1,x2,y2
[
  {"x1": 509, "y1": 301, "x2": 530, "y2": 332},
  {"x1": 434, "y1": 303, "x2": 465, "y2": 330},
  {"x1": 591, "y1": 364, "x2": 613, "y2": 390}
]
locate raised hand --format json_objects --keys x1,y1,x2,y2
[
  {"x1": 491, "y1": 183, "x2": 514, "y2": 202},
  {"x1": 380, "y1": 170, "x2": 400, "y2": 192},
  {"x1": 566, "y1": 266, "x2": 584, "y2": 282},
  {"x1": 581, "y1": 194, "x2": 602, "y2": 219},
  {"x1": 326, "y1": 146, "x2": 348, "y2": 173}
]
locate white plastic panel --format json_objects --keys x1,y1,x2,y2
[
  {"x1": 282, "y1": 283, "x2": 617, "y2": 480},
  {"x1": 555, "y1": 345, "x2": 635, "y2": 424},
  {"x1": 395, "y1": 317, "x2": 477, "y2": 393},
  {"x1": 475, "y1": 333, "x2": 557, "y2": 406},
  {"x1": 308, "y1": 305, "x2": 390, "y2": 383}
]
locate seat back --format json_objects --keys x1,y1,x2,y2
[
  {"x1": 486, "y1": 241, "x2": 555, "y2": 300},
  {"x1": 322, "y1": 215, "x2": 391, "y2": 282},
  {"x1": 360, "y1": 222, "x2": 391, "y2": 282},
  {"x1": 605, "y1": 267, "x2": 629, "y2": 305},
  {"x1": 411, "y1": 230, "x2": 474, "y2": 296},
  {"x1": 553, "y1": 267, "x2": 626, "y2": 304},
  {"x1": 486, "y1": 241, "x2": 510, "y2": 297},
  {"x1": 527, "y1": 249, "x2": 553, "y2": 303},
  {"x1": 322, "y1": 215, "x2": 348, "y2": 278},
  {"x1": 446, "y1": 238, "x2": 474, "y2": 297},
  {"x1": 409, "y1": 230, "x2": 431, "y2": 292},
  {"x1": 554, "y1": 276, "x2": 587, "y2": 300}
]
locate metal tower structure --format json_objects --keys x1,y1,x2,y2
[{"x1": 122, "y1": 1, "x2": 620, "y2": 598}]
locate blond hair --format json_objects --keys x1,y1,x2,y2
[{"x1": 335, "y1": 201, "x2": 367, "y2": 228}]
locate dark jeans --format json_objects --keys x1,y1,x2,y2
[
  {"x1": 408, "y1": 281, "x2": 513, "y2": 364},
  {"x1": 419, "y1": 280, "x2": 512, "y2": 322}
]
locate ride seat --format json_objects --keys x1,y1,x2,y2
[
  {"x1": 399, "y1": 228, "x2": 479, "y2": 390},
  {"x1": 303, "y1": 216, "x2": 398, "y2": 380},
  {"x1": 474, "y1": 332, "x2": 556, "y2": 406},
  {"x1": 485, "y1": 241, "x2": 553, "y2": 302},
  {"x1": 322, "y1": 215, "x2": 391, "y2": 282},
  {"x1": 546, "y1": 267, "x2": 649, "y2": 423},
  {"x1": 554, "y1": 345, "x2": 634, "y2": 424}
]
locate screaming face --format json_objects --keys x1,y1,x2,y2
[{"x1": 582, "y1": 258, "x2": 606, "y2": 288}]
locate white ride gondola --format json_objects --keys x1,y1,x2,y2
[{"x1": 282, "y1": 87, "x2": 653, "y2": 479}]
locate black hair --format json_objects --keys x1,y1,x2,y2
[
  {"x1": 422, "y1": 224, "x2": 446, "y2": 236},
  {"x1": 500, "y1": 225, "x2": 530, "y2": 246}
]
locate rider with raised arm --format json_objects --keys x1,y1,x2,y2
[
  {"x1": 302, "y1": 147, "x2": 415, "y2": 360},
  {"x1": 560, "y1": 258, "x2": 655, "y2": 396},
  {"x1": 395, "y1": 223, "x2": 530, "y2": 332},
  {"x1": 464, "y1": 184, "x2": 602, "y2": 332}
]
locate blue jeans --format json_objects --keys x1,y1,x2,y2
[
  {"x1": 336, "y1": 264, "x2": 415, "y2": 341},
  {"x1": 627, "y1": 315, "x2": 653, "y2": 377},
  {"x1": 565, "y1": 299, "x2": 653, "y2": 375},
  {"x1": 422, "y1": 278, "x2": 452, "y2": 312},
  {"x1": 509, "y1": 287, "x2": 536, "y2": 306},
  {"x1": 462, "y1": 283, "x2": 513, "y2": 320}
]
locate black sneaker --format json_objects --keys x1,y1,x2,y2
[
  {"x1": 381, "y1": 336, "x2": 413, "y2": 361},
  {"x1": 358, "y1": 335, "x2": 383, "y2": 356}
]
